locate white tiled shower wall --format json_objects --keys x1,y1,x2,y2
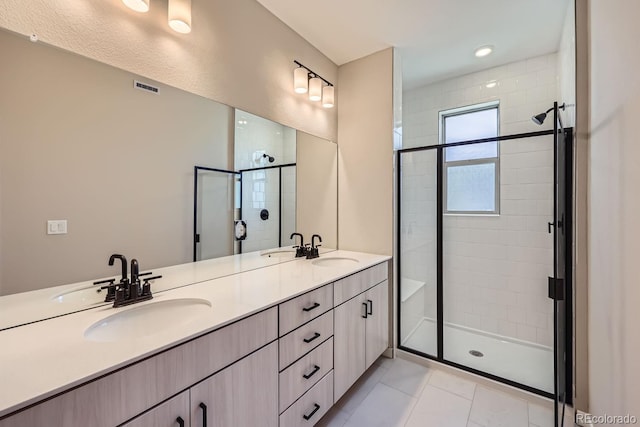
[
  {"x1": 235, "y1": 114, "x2": 296, "y2": 253},
  {"x1": 401, "y1": 53, "x2": 561, "y2": 347}
]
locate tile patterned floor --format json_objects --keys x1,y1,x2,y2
[{"x1": 317, "y1": 356, "x2": 573, "y2": 427}]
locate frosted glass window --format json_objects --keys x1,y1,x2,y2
[
  {"x1": 446, "y1": 163, "x2": 496, "y2": 212},
  {"x1": 441, "y1": 102, "x2": 499, "y2": 214}
]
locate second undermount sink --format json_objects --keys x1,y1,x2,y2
[
  {"x1": 311, "y1": 257, "x2": 360, "y2": 267},
  {"x1": 260, "y1": 248, "x2": 296, "y2": 258},
  {"x1": 52, "y1": 286, "x2": 104, "y2": 305},
  {"x1": 84, "y1": 298, "x2": 212, "y2": 342}
]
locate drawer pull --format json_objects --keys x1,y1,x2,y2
[
  {"x1": 302, "y1": 302, "x2": 320, "y2": 312},
  {"x1": 367, "y1": 299, "x2": 373, "y2": 315},
  {"x1": 362, "y1": 302, "x2": 368, "y2": 319},
  {"x1": 303, "y1": 403, "x2": 321, "y2": 421},
  {"x1": 199, "y1": 402, "x2": 208, "y2": 427},
  {"x1": 302, "y1": 364, "x2": 321, "y2": 379},
  {"x1": 176, "y1": 416, "x2": 185, "y2": 427},
  {"x1": 303, "y1": 332, "x2": 321, "y2": 343}
]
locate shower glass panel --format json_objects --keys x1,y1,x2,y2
[
  {"x1": 195, "y1": 170, "x2": 237, "y2": 260},
  {"x1": 442, "y1": 135, "x2": 555, "y2": 393},
  {"x1": 240, "y1": 168, "x2": 280, "y2": 253},
  {"x1": 398, "y1": 149, "x2": 438, "y2": 357}
]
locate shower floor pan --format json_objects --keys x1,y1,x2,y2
[{"x1": 402, "y1": 317, "x2": 554, "y2": 393}]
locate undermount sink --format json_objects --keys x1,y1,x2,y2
[
  {"x1": 311, "y1": 257, "x2": 360, "y2": 267},
  {"x1": 52, "y1": 286, "x2": 104, "y2": 305},
  {"x1": 84, "y1": 298, "x2": 211, "y2": 342},
  {"x1": 260, "y1": 248, "x2": 296, "y2": 258}
]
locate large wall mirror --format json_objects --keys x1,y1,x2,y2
[{"x1": 0, "y1": 28, "x2": 337, "y2": 329}]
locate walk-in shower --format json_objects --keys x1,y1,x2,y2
[{"x1": 397, "y1": 102, "x2": 572, "y2": 425}]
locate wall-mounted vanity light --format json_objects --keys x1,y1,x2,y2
[
  {"x1": 293, "y1": 61, "x2": 335, "y2": 108},
  {"x1": 121, "y1": 0, "x2": 191, "y2": 34}
]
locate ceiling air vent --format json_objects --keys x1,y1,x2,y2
[{"x1": 134, "y1": 80, "x2": 159, "y2": 94}]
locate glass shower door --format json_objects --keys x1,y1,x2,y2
[{"x1": 398, "y1": 149, "x2": 439, "y2": 357}]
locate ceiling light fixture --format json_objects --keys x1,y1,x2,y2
[
  {"x1": 168, "y1": 0, "x2": 192, "y2": 34},
  {"x1": 292, "y1": 60, "x2": 335, "y2": 109},
  {"x1": 485, "y1": 80, "x2": 497, "y2": 88},
  {"x1": 122, "y1": 0, "x2": 149, "y2": 12},
  {"x1": 474, "y1": 45, "x2": 493, "y2": 58}
]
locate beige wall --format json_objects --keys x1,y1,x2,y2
[
  {"x1": 587, "y1": 0, "x2": 640, "y2": 417},
  {"x1": 337, "y1": 49, "x2": 394, "y2": 255},
  {"x1": 0, "y1": 0, "x2": 337, "y2": 141},
  {"x1": 0, "y1": 31, "x2": 233, "y2": 294},
  {"x1": 296, "y1": 132, "x2": 337, "y2": 249}
]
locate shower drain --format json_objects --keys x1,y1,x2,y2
[{"x1": 469, "y1": 350, "x2": 484, "y2": 357}]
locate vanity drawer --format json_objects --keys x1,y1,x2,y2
[
  {"x1": 334, "y1": 262, "x2": 388, "y2": 305},
  {"x1": 279, "y1": 310, "x2": 333, "y2": 371},
  {"x1": 279, "y1": 284, "x2": 333, "y2": 336},
  {"x1": 279, "y1": 371, "x2": 333, "y2": 427},
  {"x1": 279, "y1": 337, "x2": 333, "y2": 413}
]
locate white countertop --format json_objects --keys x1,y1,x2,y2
[
  {"x1": 0, "y1": 247, "x2": 334, "y2": 331},
  {"x1": 0, "y1": 250, "x2": 390, "y2": 417}
]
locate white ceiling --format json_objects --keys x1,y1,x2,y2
[{"x1": 256, "y1": 0, "x2": 570, "y2": 89}]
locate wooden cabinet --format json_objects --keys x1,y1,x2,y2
[
  {"x1": 122, "y1": 392, "x2": 190, "y2": 427},
  {"x1": 279, "y1": 284, "x2": 333, "y2": 336},
  {"x1": 365, "y1": 280, "x2": 389, "y2": 368},
  {"x1": 334, "y1": 277, "x2": 389, "y2": 401},
  {"x1": 333, "y1": 293, "x2": 367, "y2": 401},
  {"x1": 0, "y1": 261, "x2": 390, "y2": 427},
  {"x1": 190, "y1": 342, "x2": 278, "y2": 427},
  {"x1": 0, "y1": 308, "x2": 277, "y2": 427}
]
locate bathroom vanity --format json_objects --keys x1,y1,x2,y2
[{"x1": 0, "y1": 250, "x2": 391, "y2": 427}]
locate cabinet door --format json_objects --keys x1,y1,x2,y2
[
  {"x1": 365, "y1": 280, "x2": 389, "y2": 368},
  {"x1": 333, "y1": 295, "x2": 366, "y2": 402},
  {"x1": 190, "y1": 342, "x2": 278, "y2": 427},
  {"x1": 122, "y1": 391, "x2": 189, "y2": 427}
]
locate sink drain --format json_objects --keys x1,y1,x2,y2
[{"x1": 469, "y1": 350, "x2": 484, "y2": 357}]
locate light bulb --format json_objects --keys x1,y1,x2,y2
[{"x1": 474, "y1": 45, "x2": 493, "y2": 57}]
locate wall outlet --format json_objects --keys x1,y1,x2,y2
[{"x1": 47, "y1": 220, "x2": 67, "y2": 235}]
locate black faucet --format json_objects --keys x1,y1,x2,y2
[
  {"x1": 108, "y1": 254, "x2": 128, "y2": 285},
  {"x1": 290, "y1": 232, "x2": 308, "y2": 258},
  {"x1": 307, "y1": 234, "x2": 322, "y2": 259},
  {"x1": 130, "y1": 259, "x2": 140, "y2": 299},
  {"x1": 99, "y1": 254, "x2": 160, "y2": 308}
]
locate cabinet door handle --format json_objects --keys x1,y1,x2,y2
[
  {"x1": 367, "y1": 299, "x2": 373, "y2": 315},
  {"x1": 302, "y1": 302, "x2": 320, "y2": 312},
  {"x1": 303, "y1": 364, "x2": 321, "y2": 379},
  {"x1": 199, "y1": 402, "x2": 208, "y2": 427},
  {"x1": 362, "y1": 302, "x2": 368, "y2": 318},
  {"x1": 303, "y1": 403, "x2": 321, "y2": 421},
  {"x1": 176, "y1": 416, "x2": 185, "y2": 427},
  {"x1": 303, "y1": 332, "x2": 321, "y2": 343}
]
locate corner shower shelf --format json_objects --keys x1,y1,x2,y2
[{"x1": 401, "y1": 278, "x2": 426, "y2": 302}]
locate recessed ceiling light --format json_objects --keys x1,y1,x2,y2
[
  {"x1": 485, "y1": 80, "x2": 497, "y2": 88},
  {"x1": 475, "y1": 45, "x2": 493, "y2": 58}
]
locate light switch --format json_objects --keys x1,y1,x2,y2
[{"x1": 47, "y1": 220, "x2": 68, "y2": 235}]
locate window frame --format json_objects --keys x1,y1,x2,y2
[{"x1": 439, "y1": 101, "x2": 500, "y2": 215}]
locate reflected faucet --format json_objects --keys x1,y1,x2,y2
[{"x1": 290, "y1": 232, "x2": 307, "y2": 258}]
